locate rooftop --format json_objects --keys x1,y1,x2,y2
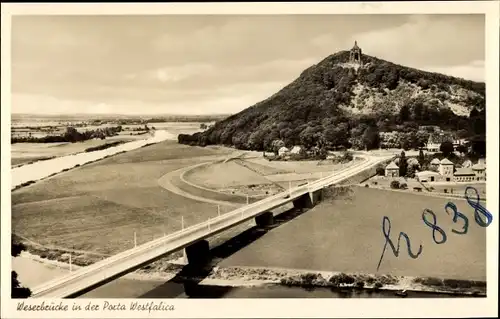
[
  {"x1": 454, "y1": 167, "x2": 475, "y2": 176},
  {"x1": 440, "y1": 158, "x2": 454, "y2": 165},
  {"x1": 386, "y1": 161, "x2": 399, "y2": 170},
  {"x1": 416, "y1": 170, "x2": 441, "y2": 177},
  {"x1": 472, "y1": 162, "x2": 486, "y2": 170}
]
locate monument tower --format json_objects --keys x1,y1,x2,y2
[{"x1": 349, "y1": 41, "x2": 362, "y2": 66}]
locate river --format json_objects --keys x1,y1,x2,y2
[
  {"x1": 11, "y1": 130, "x2": 176, "y2": 188},
  {"x1": 13, "y1": 256, "x2": 466, "y2": 299}
]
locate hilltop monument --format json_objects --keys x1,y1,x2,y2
[{"x1": 349, "y1": 41, "x2": 362, "y2": 66}]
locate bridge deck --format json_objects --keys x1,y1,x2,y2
[{"x1": 30, "y1": 155, "x2": 393, "y2": 298}]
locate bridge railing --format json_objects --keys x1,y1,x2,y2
[{"x1": 32, "y1": 154, "x2": 393, "y2": 296}]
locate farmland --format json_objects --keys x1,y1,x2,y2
[
  {"x1": 11, "y1": 141, "x2": 236, "y2": 255},
  {"x1": 218, "y1": 186, "x2": 487, "y2": 281}
]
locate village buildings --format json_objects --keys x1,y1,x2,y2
[
  {"x1": 385, "y1": 161, "x2": 399, "y2": 177},
  {"x1": 383, "y1": 156, "x2": 486, "y2": 183}
]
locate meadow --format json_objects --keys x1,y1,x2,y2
[
  {"x1": 11, "y1": 141, "x2": 235, "y2": 256},
  {"x1": 219, "y1": 186, "x2": 487, "y2": 281}
]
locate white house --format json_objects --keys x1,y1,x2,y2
[
  {"x1": 385, "y1": 161, "x2": 399, "y2": 178},
  {"x1": 439, "y1": 158, "x2": 454, "y2": 181},
  {"x1": 454, "y1": 167, "x2": 476, "y2": 182},
  {"x1": 278, "y1": 146, "x2": 290, "y2": 157},
  {"x1": 290, "y1": 146, "x2": 302, "y2": 155},
  {"x1": 471, "y1": 162, "x2": 486, "y2": 181},
  {"x1": 415, "y1": 170, "x2": 441, "y2": 182},
  {"x1": 426, "y1": 143, "x2": 441, "y2": 152}
]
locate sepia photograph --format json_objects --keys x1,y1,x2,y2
[{"x1": 1, "y1": 2, "x2": 499, "y2": 318}]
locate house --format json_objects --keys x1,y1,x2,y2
[
  {"x1": 471, "y1": 162, "x2": 486, "y2": 181},
  {"x1": 290, "y1": 146, "x2": 302, "y2": 155},
  {"x1": 454, "y1": 167, "x2": 476, "y2": 182},
  {"x1": 430, "y1": 158, "x2": 441, "y2": 169},
  {"x1": 426, "y1": 143, "x2": 441, "y2": 153},
  {"x1": 415, "y1": 170, "x2": 441, "y2": 182},
  {"x1": 438, "y1": 158, "x2": 454, "y2": 181},
  {"x1": 278, "y1": 146, "x2": 290, "y2": 157},
  {"x1": 385, "y1": 161, "x2": 399, "y2": 178},
  {"x1": 426, "y1": 133, "x2": 454, "y2": 152}
]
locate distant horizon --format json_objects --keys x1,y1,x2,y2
[
  {"x1": 11, "y1": 112, "x2": 233, "y2": 118},
  {"x1": 11, "y1": 14, "x2": 485, "y2": 115}
]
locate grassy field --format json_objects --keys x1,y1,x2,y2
[
  {"x1": 427, "y1": 182, "x2": 486, "y2": 198},
  {"x1": 232, "y1": 159, "x2": 288, "y2": 176},
  {"x1": 218, "y1": 186, "x2": 487, "y2": 281},
  {"x1": 366, "y1": 176, "x2": 487, "y2": 199},
  {"x1": 245, "y1": 158, "x2": 351, "y2": 174},
  {"x1": 183, "y1": 161, "x2": 274, "y2": 189},
  {"x1": 11, "y1": 141, "x2": 235, "y2": 255}
]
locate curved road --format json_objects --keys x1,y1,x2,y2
[{"x1": 30, "y1": 153, "x2": 393, "y2": 298}]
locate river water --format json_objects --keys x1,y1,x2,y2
[
  {"x1": 10, "y1": 128, "x2": 471, "y2": 299},
  {"x1": 11, "y1": 130, "x2": 176, "y2": 188},
  {"x1": 13, "y1": 256, "x2": 465, "y2": 299}
]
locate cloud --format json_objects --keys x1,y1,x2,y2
[
  {"x1": 421, "y1": 60, "x2": 485, "y2": 82},
  {"x1": 11, "y1": 15, "x2": 485, "y2": 114},
  {"x1": 310, "y1": 14, "x2": 485, "y2": 79}
]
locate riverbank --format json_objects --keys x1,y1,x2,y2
[
  {"x1": 11, "y1": 130, "x2": 176, "y2": 190},
  {"x1": 14, "y1": 252, "x2": 485, "y2": 298}
]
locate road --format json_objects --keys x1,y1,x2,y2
[{"x1": 30, "y1": 154, "x2": 393, "y2": 298}]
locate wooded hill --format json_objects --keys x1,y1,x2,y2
[{"x1": 179, "y1": 50, "x2": 486, "y2": 153}]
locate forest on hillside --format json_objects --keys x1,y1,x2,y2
[{"x1": 179, "y1": 51, "x2": 486, "y2": 156}]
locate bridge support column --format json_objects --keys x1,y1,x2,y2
[
  {"x1": 293, "y1": 193, "x2": 314, "y2": 210},
  {"x1": 310, "y1": 188, "x2": 324, "y2": 204},
  {"x1": 255, "y1": 212, "x2": 274, "y2": 228},
  {"x1": 184, "y1": 240, "x2": 210, "y2": 266}
]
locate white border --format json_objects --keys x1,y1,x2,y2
[{"x1": 1, "y1": 2, "x2": 499, "y2": 318}]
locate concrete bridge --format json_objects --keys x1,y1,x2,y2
[{"x1": 30, "y1": 154, "x2": 394, "y2": 298}]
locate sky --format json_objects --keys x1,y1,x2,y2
[{"x1": 11, "y1": 14, "x2": 485, "y2": 115}]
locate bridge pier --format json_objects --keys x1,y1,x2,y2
[
  {"x1": 184, "y1": 240, "x2": 210, "y2": 266},
  {"x1": 255, "y1": 211, "x2": 274, "y2": 228},
  {"x1": 293, "y1": 193, "x2": 314, "y2": 209},
  {"x1": 311, "y1": 188, "x2": 325, "y2": 203}
]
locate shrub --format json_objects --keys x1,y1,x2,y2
[
  {"x1": 375, "y1": 166, "x2": 385, "y2": 176},
  {"x1": 399, "y1": 182, "x2": 408, "y2": 189},
  {"x1": 390, "y1": 180, "x2": 400, "y2": 189},
  {"x1": 355, "y1": 281, "x2": 365, "y2": 288},
  {"x1": 329, "y1": 273, "x2": 355, "y2": 286},
  {"x1": 373, "y1": 282, "x2": 383, "y2": 289}
]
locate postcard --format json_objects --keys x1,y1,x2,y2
[{"x1": 1, "y1": 1, "x2": 498, "y2": 318}]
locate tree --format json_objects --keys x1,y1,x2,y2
[
  {"x1": 376, "y1": 165, "x2": 385, "y2": 176},
  {"x1": 439, "y1": 141, "x2": 454, "y2": 157},
  {"x1": 456, "y1": 144, "x2": 468, "y2": 154},
  {"x1": 271, "y1": 139, "x2": 285, "y2": 155},
  {"x1": 418, "y1": 149, "x2": 425, "y2": 166},
  {"x1": 63, "y1": 127, "x2": 83, "y2": 143},
  {"x1": 399, "y1": 104, "x2": 410, "y2": 122},
  {"x1": 399, "y1": 151, "x2": 408, "y2": 177},
  {"x1": 362, "y1": 125, "x2": 381, "y2": 150},
  {"x1": 12, "y1": 236, "x2": 31, "y2": 298}
]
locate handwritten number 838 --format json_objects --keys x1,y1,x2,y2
[{"x1": 376, "y1": 186, "x2": 493, "y2": 272}]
